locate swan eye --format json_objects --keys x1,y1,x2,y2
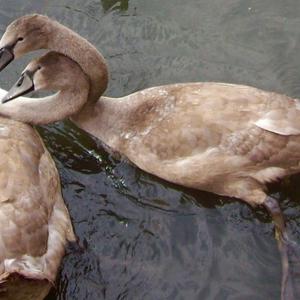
[
  {"x1": 17, "y1": 37, "x2": 24, "y2": 42},
  {"x1": 37, "y1": 65, "x2": 42, "y2": 70}
]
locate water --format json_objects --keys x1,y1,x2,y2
[{"x1": 0, "y1": 1, "x2": 300, "y2": 299}]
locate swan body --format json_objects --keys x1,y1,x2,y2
[
  {"x1": 78, "y1": 82, "x2": 300, "y2": 205},
  {"x1": 0, "y1": 117, "x2": 75, "y2": 300},
  {"x1": 0, "y1": 15, "x2": 300, "y2": 299}
]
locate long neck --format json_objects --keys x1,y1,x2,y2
[
  {"x1": 43, "y1": 17, "x2": 127, "y2": 147},
  {"x1": 47, "y1": 18, "x2": 108, "y2": 103},
  {"x1": 0, "y1": 88, "x2": 88, "y2": 125},
  {"x1": 71, "y1": 96, "x2": 130, "y2": 150},
  {"x1": 70, "y1": 90, "x2": 160, "y2": 153}
]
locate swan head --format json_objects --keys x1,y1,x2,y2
[
  {"x1": 0, "y1": 51, "x2": 89, "y2": 124},
  {"x1": 3, "y1": 51, "x2": 89, "y2": 103},
  {"x1": 0, "y1": 14, "x2": 50, "y2": 70}
]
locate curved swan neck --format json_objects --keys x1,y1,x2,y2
[
  {"x1": 0, "y1": 87, "x2": 88, "y2": 125},
  {"x1": 47, "y1": 17, "x2": 108, "y2": 102}
]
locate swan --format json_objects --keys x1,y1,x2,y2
[
  {"x1": 1, "y1": 14, "x2": 300, "y2": 299},
  {"x1": 0, "y1": 51, "x2": 92, "y2": 299}
]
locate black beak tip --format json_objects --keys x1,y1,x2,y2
[{"x1": 0, "y1": 48, "x2": 14, "y2": 72}]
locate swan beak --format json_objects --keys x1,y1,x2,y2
[
  {"x1": 0, "y1": 47, "x2": 14, "y2": 71},
  {"x1": 2, "y1": 71, "x2": 34, "y2": 103}
]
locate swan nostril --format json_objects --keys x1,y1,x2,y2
[{"x1": 17, "y1": 76, "x2": 24, "y2": 87}]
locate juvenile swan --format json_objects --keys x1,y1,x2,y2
[
  {"x1": 1, "y1": 14, "x2": 300, "y2": 299},
  {"x1": 0, "y1": 51, "x2": 91, "y2": 299}
]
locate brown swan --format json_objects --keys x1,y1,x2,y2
[{"x1": 0, "y1": 14, "x2": 300, "y2": 299}]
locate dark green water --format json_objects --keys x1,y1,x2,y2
[{"x1": 0, "y1": 1, "x2": 300, "y2": 299}]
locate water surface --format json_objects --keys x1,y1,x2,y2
[{"x1": 0, "y1": 1, "x2": 300, "y2": 299}]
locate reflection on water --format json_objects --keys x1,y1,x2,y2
[
  {"x1": 101, "y1": 0, "x2": 129, "y2": 12},
  {"x1": 0, "y1": 0, "x2": 300, "y2": 299}
]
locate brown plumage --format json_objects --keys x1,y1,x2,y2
[
  {"x1": 0, "y1": 14, "x2": 300, "y2": 299},
  {"x1": 0, "y1": 117, "x2": 75, "y2": 300}
]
